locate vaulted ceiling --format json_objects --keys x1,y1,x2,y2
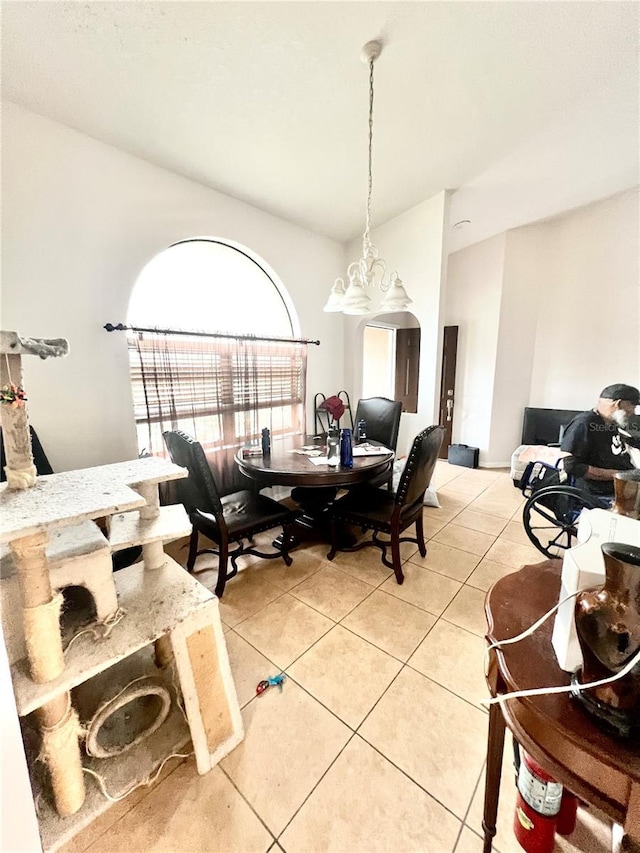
[{"x1": 3, "y1": 2, "x2": 638, "y2": 252}]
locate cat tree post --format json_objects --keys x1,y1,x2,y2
[
  {"x1": 0, "y1": 331, "x2": 69, "y2": 490},
  {"x1": 133, "y1": 481, "x2": 167, "y2": 570},
  {"x1": 1, "y1": 332, "x2": 70, "y2": 681},
  {"x1": 0, "y1": 353, "x2": 36, "y2": 489},
  {"x1": 37, "y1": 694, "x2": 86, "y2": 817},
  {"x1": 132, "y1": 481, "x2": 173, "y2": 662},
  {"x1": 0, "y1": 331, "x2": 85, "y2": 815},
  {"x1": 11, "y1": 532, "x2": 65, "y2": 683}
]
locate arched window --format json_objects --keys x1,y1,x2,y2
[
  {"x1": 128, "y1": 239, "x2": 296, "y2": 336},
  {"x1": 127, "y1": 239, "x2": 306, "y2": 492}
]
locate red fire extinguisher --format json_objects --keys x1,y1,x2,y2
[{"x1": 513, "y1": 752, "x2": 563, "y2": 853}]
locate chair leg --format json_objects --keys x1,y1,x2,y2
[
  {"x1": 280, "y1": 523, "x2": 294, "y2": 567},
  {"x1": 326, "y1": 516, "x2": 338, "y2": 560},
  {"x1": 214, "y1": 542, "x2": 229, "y2": 599},
  {"x1": 416, "y1": 513, "x2": 427, "y2": 558},
  {"x1": 390, "y1": 534, "x2": 404, "y2": 585},
  {"x1": 186, "y1": 528, "x2": 199, "y2": 572}
]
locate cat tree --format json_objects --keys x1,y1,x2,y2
[{"x1": 0, "y1": 331, "x2": 243, "y2": 850}]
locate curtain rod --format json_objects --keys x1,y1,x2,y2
[{"x1": 104, "y1": 323, "x2": 320, "y2": 346}]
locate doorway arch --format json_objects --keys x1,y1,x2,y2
[{"x1": 361, "y1": 311, "x2": 421, "y2": 414}]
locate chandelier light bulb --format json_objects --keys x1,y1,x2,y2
[
  {"x1": 378, "y1": 274, "x2": 413, "y2": 312},
  {"x1": 323, "y1": 277, "x2": 346, "y2": 312},
  {"x1": 323, "y1": 40, "x2": 411, "y2": 316}
]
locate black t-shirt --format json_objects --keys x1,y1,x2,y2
[{"x1": 560, "y1": 410, "x2": 633, "y2": 496}]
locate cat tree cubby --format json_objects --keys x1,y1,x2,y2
[{"x1": 1, "y1": 456, "x2": 244, "y2": 852}]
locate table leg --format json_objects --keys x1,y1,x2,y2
[
  {"x1": 272, "y1": 486, "x2": 338, "y2": 549},
  {"x1": 621, "y1": 781, "x2": 640, "y2": 852},
  {"x1": 483, "y1": 701, "x2": 507, "y2": 853}
]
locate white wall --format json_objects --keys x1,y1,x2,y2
[
  {"x1": 1, "y1": 102, "x2": 346, "y2": 471},
  {"x1": 343, "y1": 192, "x2": 450, "y2": 457},
  {"x1": 0, "y1": 627, "x2": 42, "y2": 853},
  {"x1": 446, "y1": 188, "x2": 640, "y2": 467},
  {"x1": 487, "y1": 226, "x2": 547, "y2": 464},
  {"x1": 445, "y1": 234, "x2": 505, "y2": 462},
  {"x1": 528, "y1": 187, "x2": 640, "y2": 409}
]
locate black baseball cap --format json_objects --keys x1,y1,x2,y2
[{"x1": 600, "y1": 384, "x2": 640, "y2": 404}]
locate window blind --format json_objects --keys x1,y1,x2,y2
[{"x1": 128, "y1": 331, "x2": 307, "y2": 460}]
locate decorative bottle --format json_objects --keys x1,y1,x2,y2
[
  {"x1": 357, "y1": 419, "x2": 367, "y2": 444},
  {"x1": 326, "y1": 429, "x2": 340, "y2": 466},
  {"x1": 261, "y1": 427, "x2": 271, "y2": 457},
  {"x1": 340, "y1": 428, "x2": 353, "y2": 468},
  {"x1": 573, "y1": 541, "x2": 640, "y2": 738}
]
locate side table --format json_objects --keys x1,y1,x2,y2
[{"x1": 483, "y1": 560, "x2": 640, "y2": 852}]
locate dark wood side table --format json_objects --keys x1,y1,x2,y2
[{"x1": 483, "y1": 560, "x2": 640, "y2": 853}]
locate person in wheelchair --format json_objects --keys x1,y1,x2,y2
[{"x1": 559, "y1": 383, "x2": 639, "y2": 500}]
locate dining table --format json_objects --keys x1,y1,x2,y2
[{"x1": 235, "y1": 435, "x2": 394, "y2": 542}]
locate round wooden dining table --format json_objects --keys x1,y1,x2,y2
[
  {"x1": 235, "y1": 437, "x2": 393, "y2": 489},
  {"x1": 235, "y1": 437, "x2": 394, "y2": 541}
]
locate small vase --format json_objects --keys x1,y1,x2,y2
[
  {"x1": 613, "y1": 470, "x2": 640, "y2": 520},
  {"x1": 573, "y1": 542, "x2": 640, "y2": 738}
]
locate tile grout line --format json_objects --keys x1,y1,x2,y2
[
  {"x1": 203, "y1": 466, "x2": 514, "y2": 847},
  {"x1": 217, "y1": 763, "x2": 278, "y2": 849},
  {"x1": 74, "y1": 465, "x2": 524, "y2": 853}
]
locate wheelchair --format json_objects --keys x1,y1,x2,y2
[{"x1": 518, "y1": 460, "x2": 609, "y2": 559}]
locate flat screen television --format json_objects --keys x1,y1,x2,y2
[{"x1": 521, "y1": 407, "x2": 582, "y2": 446}]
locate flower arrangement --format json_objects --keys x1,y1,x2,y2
[
  {"x1": 318, "y1": 394, "x2": 345, "y2": 429},
  {"x1": 0, "y1": 383, "x2": 28, "y2": 408}
]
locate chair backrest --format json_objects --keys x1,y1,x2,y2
[
  {"x1": 314, "y1": 390, "x2": 354, "y2": 435},
  {"x1": 355, "y1": 397, "x2": 403, "y2": 451},
  {"x1": 396, "y1": 425, "x2": 445, "y2": 510},
  {"x1": 163, "y1": 430, "x2": 224, "y2": 522}
]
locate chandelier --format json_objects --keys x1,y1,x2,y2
[{"x1": 324, "y1": 40, "x2": 412, "y2": 316}]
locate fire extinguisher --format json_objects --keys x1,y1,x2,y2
[{"x1": 513, "y1": 752, "x2": 563, "y2": 853}]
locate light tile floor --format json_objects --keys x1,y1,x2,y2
[{"x1": 64, "y1": 462, "x2": 613, "y2": 853}]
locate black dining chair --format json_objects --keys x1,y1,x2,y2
[
  {"x1": 163, "y1": 430, "x2": 300, "y2": 598},
  {"x1": 326, "y1": 425, "x2": 445, "y2": 584},
  {"x1": 354, "y1": 396, "x2": 403, "y2": 490}
]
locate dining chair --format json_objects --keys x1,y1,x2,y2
[
  {"x1": 163, "y1": 430, "x2": 300, "y2": 598},
  {"x1": 326, "y1": 425, "x2": 445, "y2": 584},
  {"x1": 354, "y1": 396, "x2": 403, "y2": 490},
  {"x1": 313, "y1": 390, "x2": 354, "y2": 436}
]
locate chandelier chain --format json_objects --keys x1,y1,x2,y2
[
  {"x1": 363, "y1": 57, "x2": 375, "y2": 256},
  {"x1": 323, "y1": 40, "x2": 411, "y2": 314}
]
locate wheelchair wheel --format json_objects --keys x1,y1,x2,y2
[{"x1": 522, "y1": 485, "x2": 601, "y2": 559}]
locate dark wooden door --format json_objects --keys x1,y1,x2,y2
[
  {"x1": 395, "y1": 328, "x2": 420, "y2": 413},
  {"x1": 438, "y1": 326, "x2": 458, "y2": 457}
]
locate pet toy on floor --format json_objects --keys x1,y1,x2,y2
[{"x1": 256, "y1": 674, "x2": 286, "y2": 695}]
